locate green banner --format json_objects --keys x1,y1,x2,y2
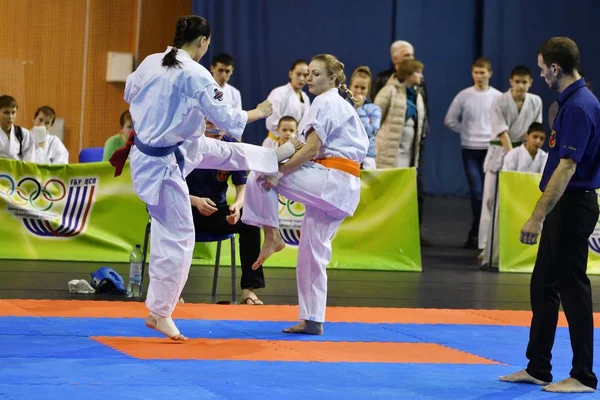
[
  {"x1": 0, "y1": 159, "x2": 148, "y2": 262},
  {"x1": 498, "y1": 171, "x2": 600, "y2": 274},
  {"x1": 0, "y1": 160, "x2": 421, "y2": 271}
]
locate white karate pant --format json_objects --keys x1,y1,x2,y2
[
  {"x1": 242, "y1": 163, "x2": 347, "y2": 323},
  {"x1": 142, "y1": 139, "x2": 279, "y2": 317},
  {"x1": 478, "y1": 170, "x2": 497, "y2": 250},
  {"x1": 481, "y1": 189, "x2": 500, "y2": 267}
]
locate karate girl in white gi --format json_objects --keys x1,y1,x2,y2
[
  {"x1": 242, "y1": 54, "x2": 369, "y2": 335},
  {"x1": 479, "y1": 66, "x2": 542, "y2": 257},
  {"x1": 114, "y1": 16, "x2": 298, "y2": 341},
  {"x1": 262, "y1": 60, "x2": 311, "y2": 148}
]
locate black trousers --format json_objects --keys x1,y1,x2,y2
[
  {"x1": 526, "y1": 190, "x2": 599, "y2": 388},
  {"x1": 191, "y1": 204, "x2": 264, "y2": 290}
]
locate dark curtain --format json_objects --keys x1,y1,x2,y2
[
  {"x1": 193, "y1": 0, "x2": 395, "y2": 145},
  {"x1": 482, "y1": 0, "x2": 600, "y2": 152},
  {"x1": 190, "y1": 0, "x2": 599, "y2": 196}
]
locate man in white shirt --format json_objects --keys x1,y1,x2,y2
[
  {"x1": 210, "y1": 53, "x2": 242, "y2": 141},
  {"x1": 211, "y1": 52, "x2": 242, "y2": 111},
  {"x1": 445, "y1": 58, "x2": 502, "y2": 249},
  {"x1": 0, "y1": 95, "x2": 35, "y2": 162}
]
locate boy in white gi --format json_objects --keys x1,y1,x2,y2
[
  {"x1": 32, "y1": 106, "x2": 69, "y2": 164},
  {"x1": 242, "y1": 54, "x2": 369, "y2": 335},
  {"x1": 110, "y1": 15, "x2": 300, "y2": 341},
  {"x1": 0, "y1": 95, "x2": 35, "y2": 162},
  {"x1": 503, "y1": 123, "x2": 547, "y2": 173},
  {"x1": 479, "y1": 66, "x2": 542, "y2": 259},
  {"x1": 262, "y1": 60, "x2": 310, "y2": 148},
  {"x1": 482, "y1": 122, "x2": 547, "y2": 269}
]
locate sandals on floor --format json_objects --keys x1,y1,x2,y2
[{"x1": 242, "y1": 297, "x2": 264, "y2": 305}]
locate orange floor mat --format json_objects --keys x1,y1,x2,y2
[
  {"x1": 92, "y1": 336, "x2": 501, "y2": 364},
  {"x1": 2, "y1": 299, "x2": 598, "y2": 327}
]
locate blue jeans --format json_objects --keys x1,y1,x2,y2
[{"x1": 461, "y1": 148, "x2": 487, "y2": 240}]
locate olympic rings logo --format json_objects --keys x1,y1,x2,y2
[
  {"x1": 0, "y1": 174, "x2": 66, "y2": 212},
  {"x1": 278, "y1": 195, "x2": 305, "y2": 218}
]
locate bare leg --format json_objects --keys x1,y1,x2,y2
[{"x1": 252, "y1": 226, "x2": 285, "y2": 270}]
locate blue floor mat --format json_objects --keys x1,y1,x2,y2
[{"x1": 0, "y1": 316, "x2": 598, "y2": 399}]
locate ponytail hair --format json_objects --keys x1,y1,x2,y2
[
  {"x1": 311, "y1": 54, "x2": 356, "y2": 103},
  {"x1": 162, "y1": 15, "x2": 211, "y2": 69},
  {"x1": 338, "y1": 84, "x2": 356, "y2": 104}
]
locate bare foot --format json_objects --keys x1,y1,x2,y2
[
  {"x1": 252, "y1": 236, "x2": 285, "y2": 270},
  {"x1": 145, "y1": 313, "x2": 187, "y2": 342},
  {"x1": 542, "y1": 378, "x2": 595, "y2": 393},
  {"x1": 283, "y1": 320, "x2": 323, "y2": 335},
  {"x1": 499, "y1": 369, "x2": 550, "y2": 386}
]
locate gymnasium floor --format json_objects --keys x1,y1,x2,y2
[{"x1": 1, "y1": 198, "x2": 600, "y2": 399}]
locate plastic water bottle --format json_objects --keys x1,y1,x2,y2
[{"x1": 127, "y1": 244, "x2": 143, "y2": 298}]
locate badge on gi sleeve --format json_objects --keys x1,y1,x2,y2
[{"x1": 213, "y1": 88, "x2": 224, "y2": 102}]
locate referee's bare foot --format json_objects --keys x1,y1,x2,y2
[
  {"x1": 252, "y1": 233, "x2": 285, "y2": 270},
  {"x1": 542, "y1": 378, "x2": 595, "y2": 393},
  {"x1": 283, "y1": 320, "x2": 323, "y2": 335},
  {"x1": 499, "y1": 369, "x2": 550, "y2": 385}
]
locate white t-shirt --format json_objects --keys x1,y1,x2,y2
[{"x1": 445, "y1": 86, "x2": 502, "y2": 149}]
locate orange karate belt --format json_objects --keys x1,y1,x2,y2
[{"x1": 315, "y1": 157, "x2": 361, "y2": 177}]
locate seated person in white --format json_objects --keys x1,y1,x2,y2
[
  {"x1": 32, "y1": 106, "x2": 69, "y2": 164},
  {"x1": 0, "y1": 95, "x2": 35, "y2": 161},
  {"x1": 481, "y1": 122, "x2": 548, "y2": 270},
  {"x1": 502, "y1": 123, "x2": 548, "y2": 173}
]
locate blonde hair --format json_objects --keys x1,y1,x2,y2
[
  {"x1": 350, "y1": 66, "x2": 373, "y2": 94},
  {"x1": 312, "y1": 54, "x2": 356, "y2": 103}
]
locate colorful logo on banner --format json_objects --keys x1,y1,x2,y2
[
  {"x1": 278, "y1": 195, "x2": 304, "y2": 246},
  {"x1": 0, "y1": 174, "x2": 97, "y2": 238},
  {"x1": 588, "y1": 192, "x2": 600, "y2": 254}
]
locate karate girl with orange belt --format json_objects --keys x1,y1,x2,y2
[{"x1": 242, "y1": 54, "x2": 369, "y2": 335}]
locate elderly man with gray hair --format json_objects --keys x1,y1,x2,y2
[
  {"x1": 373, "y1": 40, "x2": 431, "y2": 247},
  {"x1": 372, "y1": 41, "x2": 415, "y2": 98}
]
